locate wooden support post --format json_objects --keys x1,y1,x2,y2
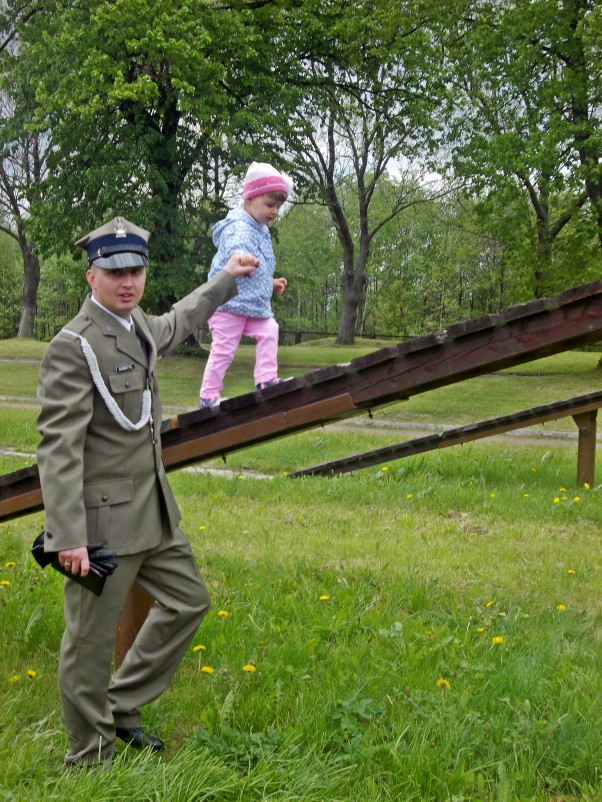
[
  {"x1": 572, "y1": 410, "x2": 598, "y2": 487},
  {"x1": 114, "y1": 584, "x2": 154, "y2": 668}
]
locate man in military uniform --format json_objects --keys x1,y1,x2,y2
[{"x1": 36, "y1": 217, "x2": 258, "y2": 766}]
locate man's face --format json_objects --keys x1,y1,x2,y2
[{"x1": 86, "y1": 265, "x2": 146, "y2": 319}]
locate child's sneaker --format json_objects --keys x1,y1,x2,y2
[
  {"x1": 255, "y1": 379, "x2": 282, "y2": 391},
  {"x1": 199, "y1": 397, "x2": 220, "y2": 409}
]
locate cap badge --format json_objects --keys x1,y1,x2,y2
[{"x1": 114, "y1": 217, "x2": 128, "y2": 238}]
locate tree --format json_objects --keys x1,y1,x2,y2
[
  {"x1": 5, "y1": 0, "x2": 294, "y2": 311},
  {"x1": 0, "y1": 111, "x2": 46, "y2": 336},
  {"x1": 444, "y1": 0, "x2": 602, "y2": 295},
  {"x1": 0, "y1": 4, "x2": 49, "y2": 337},
  {"x1": 277, "y1": 0, "x2": 455, "y2": 344}
]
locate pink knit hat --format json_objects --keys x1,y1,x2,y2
[{"x1": 242, "y1": 161, "x2": 293, "y2": 200}]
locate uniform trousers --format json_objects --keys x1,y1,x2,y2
[
  {"x1": 59, "y1": 526, "x2": 209, "y2": 765},
  {"x1": 200, "y1": 310, "x2": 279, "y2": 400}
]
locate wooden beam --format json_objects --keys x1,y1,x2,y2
[
  {"x1": 290, "y1": 392, "x2": 602, "y2": 479},
  {"x1": 573, "y1": 410, "x2": 598, "y2": 487},
  {"x1": 114, "y1": 584, "x2": 155, "y2": 668}
]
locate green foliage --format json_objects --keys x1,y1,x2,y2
[
  {"x1": 273, "y1": 203, "x2": 342, "y2": 336},
  {"x1": 34, "y1": 252, "x2": 88, "y2": 340},
  {"x1": 1, "y1": 0, "x2": 601, "y2": 338},
  {"x1": 443, "y1": 0, "x2": 602, "y2": 293},
  {"x1": 4, "y1": 0, "x2": 298, "y2": 309},
  {"x1": 0, "y1": 232, "x2": 22, "y2": 338}
]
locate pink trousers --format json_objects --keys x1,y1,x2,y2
[{"x1": 200, "y1": 311, "x2": 279, "y2": 400}]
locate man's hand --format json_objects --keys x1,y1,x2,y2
[
  {"x1": 273, "y1": 277, "x2": 288, "y2": 295},
  {"x1": 224, "y1": 253, "x2": 259, "y2": 278},
  {"x1": 59, "y1": 546, "x2": 90, "y2": 576}
]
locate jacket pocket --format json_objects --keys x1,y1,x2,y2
[
  {"x1": 107, "y1": 370, "x2": 147, "y2": 422},
  {"x1": 108, "y1": 372, "x2": 146, "y2": 393},
  {"x1": 84, "y1": 478, "x2": 134, "y2": 508},
  {"x1": 84, "y1": 478, "x2": 134, "y2": 544}
]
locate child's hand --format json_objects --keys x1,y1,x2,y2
[
  {"x1": 273, "y1": 277, "x2": 288, "y2": 295},
  {"x1": 224, "y1": 253, "x2": 259, "y2": 278}
]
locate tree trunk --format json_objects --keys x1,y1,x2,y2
[
  {"x1": 533, "y1": 222, "x2": 553, "y2": 299},
  {"x1": 336, "y1": 241, "x2": 369, "y2": 345},
  {"x1": 337, "y1": 257, "x2": 361, "y2": 345},
  {"x1": 17, "y1": 239, "x2": 40, "y2": 338}
]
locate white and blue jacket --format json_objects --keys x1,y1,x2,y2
[{"x1": 208, "y1": 210, "x2": 275, "y2": 319}]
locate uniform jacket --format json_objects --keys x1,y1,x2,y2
[
  {"x1": 208, "y1": 210, "x2": 275, "y2": 319},
  {"x1": 37, "y1": 270, "x2": 236, "y2": 556}
]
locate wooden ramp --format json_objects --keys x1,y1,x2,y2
[
  {"x1": 289, "y1": 391, "x2": 602, "y2": 480},
  {"x1": 1, "y1": 278, "x2": 602, "y2": 523}
]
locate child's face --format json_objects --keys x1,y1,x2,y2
[{"x1": 244, "y1": 194, "x2": 285, "y2": 227}]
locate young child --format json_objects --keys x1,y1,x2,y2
[{"x1": 199, "y1": 161, "x2": 293, "y2": 408}]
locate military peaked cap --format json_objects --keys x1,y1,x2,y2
[{"x1": 75, "y1": 216, "x2": 150, "y2": 269}]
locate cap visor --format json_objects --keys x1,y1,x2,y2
[{"x1": 91, "y1": 253, "x2": 148, "y2": 269}]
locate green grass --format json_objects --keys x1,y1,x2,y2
[
  {"x1": 1, "y1": 454, "x2": 601, "y2": 801},
  {"x1": 0, "y1": 338, "x2": 601, "y2": 800}
]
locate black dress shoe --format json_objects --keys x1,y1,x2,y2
[{"x1": 115, "y1": 726, "x2": 165, "y2": 753}]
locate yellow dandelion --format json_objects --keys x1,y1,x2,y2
[
  {"x1": 222, "y1": 667, "x2": 228, "y2": 673},
  {"x1": 258, "y1": 640, "x2": 265, "y2": 646},
  {"x1": 217, "y1": 610, "x2": 229, "y2": 618},
  {"x1": 491, "y1": 636, "x2": 504, "y2": 645},
  {"x1": 573, "y1": 496, "x2": 580, "y2": 503},
  {"x1": 381, "y1": 466, "x2": 389, "y2": 472},
  {"x1": 584, "y1": 482, "x2": 590, "y2": 490},
  {"x1": 319, "y1": 594, "x2": 330, "y2": 601},
  {"x1": 436, "y1": 678, "x2": 450, "y2": 689},
  {"x1": 0, "y1": 580, "x2": 10, "y2": 587},
  {"x1": 486, "y1": 599, "x2": 495, "y2": 608},
  {"x1": 490, "y1": 492, "x2": 496, "y2": 498},
  {"x1": 9, "y1": 674, "x2": 20, "y2": 683},
  {"x1": 559, "y1": 487, "x2": 566, "y2": 492},
  {"x1": 282, "y1": 470, "x2": 289, "y2": 476},
  {"x1": 201, "y1": 666, "x2": 214, "y2": 674},
  {"x1": 406, "y1": 493, "x2": 413, "y2": 499},
  {"x1": 198, "y1": 525, "x2": 206, "y2": 532},
  {"x1": 193, "y1": 644, "x2": 206, "y2": 652},
  {"x1": 26, "y1": 669, "x2": 37, "y2": 679},
  {"x1": 553, "y1": 497, "x2": 560, "y2": 504},
  {"x1": 523, "y1": 493, "x2": 529, "y2": 498},
  {"x1": 556, "y1": 603, "x2": 566, "y2": 612},
  {"x1": 567, "y1": 569, "x2": 576, "y2": 575},
  {"x1": 242, "y1": 664, "x2": 256, "y2": 672},
  {"x1": 426, "y1": 630, "x2": 433, "y2": 637},
  {"x1": 476, "y1": 626, "x2": 485, "y2": 633},
  {"x1": 5, "y1": 561, "x2": 15, "y2": 568},
  {"x1": 531, "y1": 467, "x2": 537, "y2": 472}
]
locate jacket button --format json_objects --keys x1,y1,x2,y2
[
  {"x1": 101, "y1": 494, "x2": 108, "y2": 503},
  {"x1": 125, "y1": 381, "x2": 130, "y2": 388}
]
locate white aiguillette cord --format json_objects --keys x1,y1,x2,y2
[{"x1": 62, "y1": 329, "x2": 152, "y2": 431}]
